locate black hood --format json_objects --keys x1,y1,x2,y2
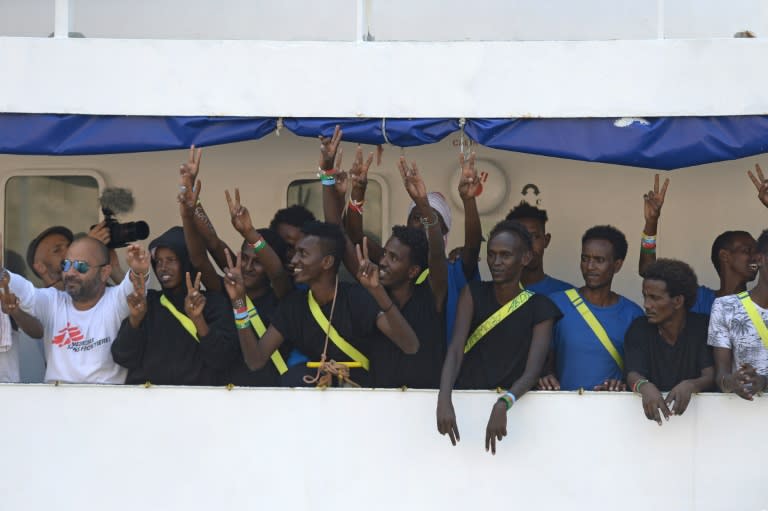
[{"x1": 149, "y1": 226, "x2": 196, "y2": 296}]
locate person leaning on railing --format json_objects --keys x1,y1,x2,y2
[{"x1": 625, "y1": 259, "x2": 714, "y2": 425}]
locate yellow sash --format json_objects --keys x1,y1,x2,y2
[
  {"x1": 160, "y1": 294, "x2": 198, "y2": 342},
  {"x1": 564, "y1": 289, "x2": 624, "y2": 371},
  {"x1": 464, "y1": 290, "x2": 534, "y2": 354},
  {"x1": 245, "y1": 296, "x2": 288, "y2": 375},
  {"x1": 307, "y1": 290, "x2": 370, "y2": 371},
  {"x1": 415, "y1": 268, "x2": 429, "y2": 285},
  {"x1": 737, "y1": 291, "x2": 768, "y2": 350}
]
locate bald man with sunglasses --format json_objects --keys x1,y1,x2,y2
[{"x1": 3, "y1": 235, "x2": 150, "y2": 384}]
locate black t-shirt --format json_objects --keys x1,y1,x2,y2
[
  {"x1": 271, "y1": 282, "x2": 381, "y2": 386},
  {"x1": 456, "y1": 281, "x2": 562, "y2": 390},
  {"x1": 223, "y1": 289, "x2": 294, "y2": 387},
  {"x1": 624, "y1": 312, "x2": 714, "y2": 392},
  {"x1": 371, "y1": 282, "x2": 446, "y2": 389}
]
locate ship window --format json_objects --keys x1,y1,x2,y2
[
  {"x1": 286, "y1": 178, "x2": 383, "y2": 247},
  {"x1": 4, "y1": 175, "x2": 100, "y2": 285}
]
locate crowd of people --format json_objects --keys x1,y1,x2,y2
[{"x1": 1, "y1": 127, "x2": 766, "y2": 455}]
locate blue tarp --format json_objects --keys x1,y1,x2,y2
[
  {"x1": 465, "y1": 117, "x2": 768, "y2": 170},
  {"x1": 0, "y1": 115, "x2": 277, "y2": 155},
  {"x1": 283, "y1": 118, "x2": 459, "y2": 147},
  {"x1": 1, "y1": 113, "x2": 768, "y2": 170}
]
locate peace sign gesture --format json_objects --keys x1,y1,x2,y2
[
  {"x1": 184, "y1": 272, "x2": 206, "y2": 320},
  {"x1": 457, "y1": 152, "x2": 487, "y2": 199},
  {"x1": 178, "y1": 162, "x2": 202, "y2": 215},
  {"x1": 319, "y1": 125, "x2": 343, "y2": 171},
  {"x1": 222, "y1": 247, "x2": 246, "y2": 304},
  {"x1": 350, "y1": 145, "x2": 374, "y2": 192},
  {"x1": 643, "y1": 174, "x2": 670, "y2": 224},
  {"x1": 355, "y1": 237, "x2": 380, "y2": 290},
  {"x1": 126, "y1": 269, "x2": 147, "y2": 327},
  {"x1": 186, "y1": 145, "x2": 203, "y2": 181},
  {"x1": 747, "y1": 163, "x2": 768, "y2": 208},
  {"x1": 398, "y1": 157, "x2": 427, "y2": 202},
  {"x1": 224, "y1": 188, "x2": 254, "y2": 236}
]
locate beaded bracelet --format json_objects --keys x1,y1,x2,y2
[
  {"x1": 247, "y1": 237, "x2": 267, "y2": 254},
  {"x1": 633, "y1": 378, "x2": 649, "y2": 393},
  {"x1": 497, "y1": 391, "x2": 517, "y2": 411},
  {"x1": 317, "y1": 168, "x2": 337, "y2": 186}
]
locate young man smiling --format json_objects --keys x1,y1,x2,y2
[{"x1": 228, "y1": 212, "x2": 419, "y2": 387}]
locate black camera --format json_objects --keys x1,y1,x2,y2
[{"x1": 100, "y1": 207, "x2": 150, "y2": 249}]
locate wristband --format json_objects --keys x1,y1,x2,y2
[
  {"x1": 130, "y1": 269, "x2": 150, "y2": 281},
  {"x1": 317, "y1": 168, "x2": 337, "y2": 186},
  {"x1": 247, "y1": 237, "x2": 267, "y2": 254},
  {"x1": 633, "y1": 378, "x2": 649, "y2": 393},
  {"x1": 349, "y1": 198, "x2": 365, "y2": 215},
  {"x1": 497, "y1": 392, "x2": 516, "y2": 411},
  {"x1": 420, "y1": 212, "x2": 439, "y2": 228}
]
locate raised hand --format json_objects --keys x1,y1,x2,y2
[
  {"x1": 186, "y1": 145, "x2": 203, "y2": 181},
  {"x1": 355, "y1": 237, "x2": 380, "y2": 290},
  {"x1": 333, "y1": 170, "x2": 349, "y2": 198},
  {"x1": 349, "y1": 145, "x2": 374, "y2": 191},
  {"x1": 436, "y1": 398, "x2": 460, "y2": 447},
  {"x1": 126, "y1": 244, "x2": 150, "y2": 275},
  {"x1": 222, "y1": 248, "x2": 246, "y2": 304},
  {"x1": 485, "y1": 401, "x2": 507, "y2": 455},
  {"x1": 224, "y1": 188, "x2": 255, "y2": 236},
  {"x1": 184, "y1": 272, "x2": 206, "y2": 320},
  {"x1": 457, "y1": 152, "x2": 485, "y2": 199},
  {"x1": 643, "y1": 174, "x2": 669, "y2": 225},
  {"x1": 398, "y1": 157, "x2": 427, "y2": 202},
  {"x1": 747, "y1": 163, "x2": 768, "y2": 208},
  {"x1": 178, "y1": 162, "x2": 202, "y2": 215},
  {"x1": 126, "y1": 270, "x2": 147, "y2": 328},
  {"x1": 319, "y1": 125, "x2": 343, "y2": 171}
]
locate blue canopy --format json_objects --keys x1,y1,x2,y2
[
  {"x1": 0, "y1": 114, "x2": 277, "y2": 155},
  {"x1": 1, "y1": 113, "x2": 767, "y2": 170},
  {"x1": 465, "y1": 117, "x2": 768, "y2": 170}
]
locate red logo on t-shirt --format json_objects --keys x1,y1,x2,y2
[{"x1": 51, "y1": 322, "x2": 85, "y2": 347}]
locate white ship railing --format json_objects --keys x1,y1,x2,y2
[{"x1": 1, "y1": 385, "x2": 765, "y2": 511}]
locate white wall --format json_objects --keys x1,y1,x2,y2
[
  {"x1": 0, "y1": 385, "x2": 764, "y2": 511},
  {"x1": 1, "y1": 37, "x2": 767, "y2": 117},
  {"x1": 2, "y1": 0, "x2": 766, "y2": 40}
]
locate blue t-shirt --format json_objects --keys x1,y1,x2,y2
[
  {"x1": 690, "y1": 286, "x2": 716, "y2": 315},
  {"x1": 445, "y1": 259, "x2": 479, "y2": 345},
  {"x1": 525, "y1": 275, "x2": 575, "y2": 296},
  {"x1": 549, "y1": 290, "x2": 643, "y2": 390}
]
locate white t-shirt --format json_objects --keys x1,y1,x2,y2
[
  {"x1": 707, "y1": 294, "x2": 768, "y2": 375},
  {"x1": 0, "y1": 330, "x2": 20, "y2": 383},
  {"x1": 9, "y1": 270, "x2": 140, "y2": 384}
]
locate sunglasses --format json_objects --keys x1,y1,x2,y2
[{"x1": 60, "y1": 259, "x2": 108, "y2": 274}]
